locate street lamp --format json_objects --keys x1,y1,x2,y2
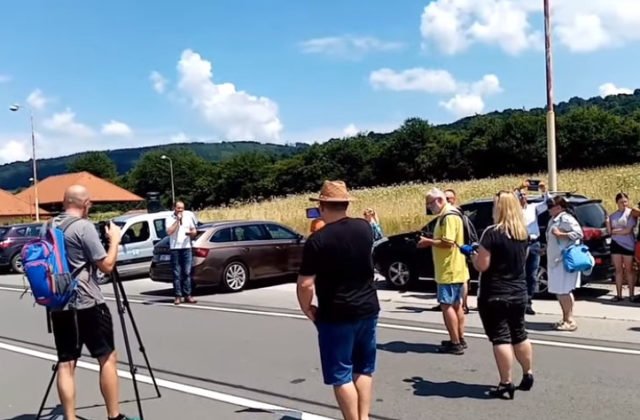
[
  {"x1": 10, "y1": 104, "x2": 40, "y2": 222},
  {"x1": 161, "y1": 155, "x2": 175, "y2": 206},
  {"x1": 544, "y1": 0, "x2": 558, "y2": 192}
]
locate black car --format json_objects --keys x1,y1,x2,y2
[
  {"x1": 0, "y1": 223, "x2": 44, "y2": 273},
  {"x1": 372, "y1": 193, "x2": 614, "y2": 295}
]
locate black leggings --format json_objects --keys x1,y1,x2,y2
[{"x1": 478, "y1": 298, "x2": 528, "y2": 345}]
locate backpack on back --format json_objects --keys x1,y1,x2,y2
[
  {"x1": 440, "y1": 208, "x2": 479, "y2": 245},
  {"x1": 21, "y1": 217, "x2": 83, "y2": 310}
]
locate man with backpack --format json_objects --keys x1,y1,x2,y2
[
  {"x1": 418, "y1": 188, "x2": 471, "y2": 355},
  {"x1": 47, "y1": 185, "x2": 136, "y2": 420}
]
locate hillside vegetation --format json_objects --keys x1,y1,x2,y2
[{"x1": 197, "y1": 164, "x2": 640, "y2": 236}]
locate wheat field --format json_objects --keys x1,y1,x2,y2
[{"x1": 193, "y1": 164, "x2": 640, "y2": 236}]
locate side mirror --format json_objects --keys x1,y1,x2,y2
[
  {"x1": 121, "y1": 234, "x2": 131, "y2": 244},
  {"x1": 296, "y1": 234, "x2": 304, "y2": 243}
]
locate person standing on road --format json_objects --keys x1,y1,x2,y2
[
  {"x1": 443, "y1": 188, "x2": 471, "y2": 315},
  {"x1": 608, "y1": 192, "x2": 637, "y2": 301},
  {"x1": 471, "y1": 191, "x2": 534, "y2": 400},
  {"x1": 545, "y1": 196, "x2": 583, "y2": 331},
  {"x1": 50, "y1": 185, "x2": 137, "y2": 420},
  {"x1": 419, "y1": 188, "x2": 469, "y2": 355},
  {"x1": 166, "y1": 201, "x2": 198, "y2": 305},
  {"x1": 297, "y1": 180, "x2": 380, "y2": 420},
  {"x1": 515, "y1": 184, "x2": 549, "y2": 315}
]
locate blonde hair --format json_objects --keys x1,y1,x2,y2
[
  {"x1": 363, "y1": 208, "x2": 379, "y2": 223},
  {"x1": 493, "y1": 191, "x2": 528, "y2": 241}
]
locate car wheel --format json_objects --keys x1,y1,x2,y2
[
  {"x1": 220, "y1": 261, "x2": 248, "y2": 292},
  {"x1": 535, "y1": 266, "x2": 550, "y2": 297},
  {"x1": 386, "y1": 261, "x2": 412, "y2": 289},
  {"x1": 11, "y1": 253, "x2": 24, "y2": 274}
]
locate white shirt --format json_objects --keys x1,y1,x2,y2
[
  {"x1": 166, "y1": 210, "x2": 198, "y2": 249},
  {"x1": 523, "y1": 194, "x2": 549, "y2": 241}
]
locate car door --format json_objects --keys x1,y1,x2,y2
[
  {"x1": 416, "y1": 219, "x2": 436, "y2": 279},
  {"x1": 264, "y1": 223, "x2": 304, "y2": 274},
  {"x1": 231, "y1": 224, "x2": 280, "y2": 279},
  {"x1": 120, "y1": 220, "x2": 153, "y2": 271},
  {"x1": 152, "y1": 217, "x2": 168, "y2": 245}
]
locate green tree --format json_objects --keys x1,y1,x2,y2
[{"x1": 68, "y1": 151, "x2": 118, "y2": 180}]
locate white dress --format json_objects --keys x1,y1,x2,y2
[{"x1": 546, "y1": 211, "x2": 584, "y2": 295}]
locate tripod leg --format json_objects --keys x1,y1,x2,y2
[
  {"x1": 116, "y1": 275, "x2": 162, "y2": 398},
  {"x1": 111, "y1": 273, "x2": 145, "y2": 420},
  {"x1": 36, "y1": 363, "x2": 58, "y2": 420}
]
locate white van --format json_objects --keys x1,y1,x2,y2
[{"x1": 108, "y1": 210, "x2": 174, "y2": 278}]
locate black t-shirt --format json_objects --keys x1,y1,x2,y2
[
  {"x1": 478, "y1": 225, "x2": 528, "y2": 302},
  {"x1": 299, "y1": 217, "x2": 380, "y2": 323}
]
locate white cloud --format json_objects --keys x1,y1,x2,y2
[
  {"x1": 420, "y1": 0, "x2": 640, "y2": 55},
  {"x1": 170, "y1": 132, "x2": 189, "y2": 143},
  {"x1": 26, "y1": 89, "x2": 51, "y2": 110},
  {"x1": 101, "y1": 120, "x2": 133, "y2": 137},
  {"x1": 0, "y1": 74, "x2": 11, "y2": 83},
  {"x1": 0, "y1": 139, "x2": 30, "y2": 163},
  {"x1": 369, "y1": 68, "x2": 458, "y2": 94},
  {"x1": 599, "y1": 83, "x2": 633, "y2": 97},
  {"x1": 42, "y1": 109, "x2": 95, "y2": 138},
  {"x1": 176, "y1": 49, "x2": 283, "y2": 141},
  {"x1": 370, "y1": 66, "x2": 502, "y2": 118},
  {"x1": 299, "y1": 35, "x2": 404, "y2": 59},
  {"x1": 343, "y1": 124, "x2": 359, "y2": 137},
  {"x1": 150, "y1": 71, "x2": 168, "y2": 93}
]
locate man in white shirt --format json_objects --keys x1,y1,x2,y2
[
  {"x1": 516, "y1": 184, "x2": 549, "y2": 315},
  {"x1": 166, "y1": 201, "x2": 199, "y2": 305}
]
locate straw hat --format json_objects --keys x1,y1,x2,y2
[{"x1": 309, "y1": 180, "x2": 356, "y2": 203}]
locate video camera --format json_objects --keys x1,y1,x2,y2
[{"x1": 96, "y1": 220, "x2": 112, "y2": 250}]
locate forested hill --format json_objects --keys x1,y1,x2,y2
[{"x1": 0, "y1": 141, "x2": 307, "y2": 191}]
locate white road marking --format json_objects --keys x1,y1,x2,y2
[
  {"x1": 2, "y1": 285, "x2": 640, "y2": 356},
  {"x1": 0, "y1": 341, "x2": 334, "y2": 420}
]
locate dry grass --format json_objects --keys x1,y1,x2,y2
[{"x1": 195, "y1": 164, "x2": 640, "y2": 236}]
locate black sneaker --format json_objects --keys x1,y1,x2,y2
[
  {"x1": 108, "y1": 415, "x2": 140, "y2": 420},
  {"x1": 441, "y1": 339, "x2": 468, "y2": 349},
  {"x1": 438, "y1": 341, "x2": 464, "y2": 355},
  {"x1": 525, "y1": 306, "x2": 536, "y2": 315}
]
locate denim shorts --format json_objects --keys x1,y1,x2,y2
[
  {"x1": 316, "y1": 316, "x2": 378, "y2": 386},
  {"x1": 437, "y1": 284, "x2": 464, "y2": 305}
]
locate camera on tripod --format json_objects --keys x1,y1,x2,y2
[{"x1": 96, "y1": 220, "x2": 111, "y2": 250}]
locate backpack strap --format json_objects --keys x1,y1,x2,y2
[{"x1": 55, "y1": 216, "x2": 89, "y2": 278}]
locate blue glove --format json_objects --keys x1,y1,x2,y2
[{"x1": 460, "y1": 244, "x2": 476, "y2": 256}]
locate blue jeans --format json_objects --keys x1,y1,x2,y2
[
  {"x1": 316, "y1": 316, "x2": 378, "y2": 386},
  {"x1": 171, "y1": 248, "x2": 193, "y2": 297},
  {"x1": 526, "y1": 241, "x2": 541, "y2": 302}
]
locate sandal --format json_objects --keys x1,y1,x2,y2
[
  {"x1": 612, "y1": 296, "x2": 623, "y2": 302},
  {"x1": 555, "y1": 322, "x2": 577, "y2": 332}
]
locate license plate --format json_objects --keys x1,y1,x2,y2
[{"x1": 159, "y1": 254, "x2": 171, "y2": 262}]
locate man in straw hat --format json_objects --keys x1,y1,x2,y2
[{"x1": 297, "y1": 180, "x2": 380, "y2": 420}]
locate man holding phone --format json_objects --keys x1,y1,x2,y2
[{"x1": 166, "y1": 201, "x2": 198, "y2": 305}]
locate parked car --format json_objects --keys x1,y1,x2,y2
[
  {"x1": 0, "y1": 223, "x2": 44, "y2": 273},
  {"x1": 372, "y1": 193, "x2": 614, "y2": 295},
  {"x1": 98, "y1": 210, "x2": 174, "y2": 280},
  {"x1": 150, "y1": 220, "x2": 305, "y2": 292}
]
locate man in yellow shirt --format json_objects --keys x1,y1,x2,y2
[{"x1": 418, "y1": 188, "x2": 469, "y2": 355}]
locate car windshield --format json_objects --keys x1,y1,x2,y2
[{"x1": 574, "y1": 203, "x2": 607, "y2": 228}]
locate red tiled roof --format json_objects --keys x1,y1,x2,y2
[
  {"x1": 16, "y1": 172, "x2": 144, "y2": 204},
  {"x1": 0, "y1": 188, "x2": 50, "y2": 217}
]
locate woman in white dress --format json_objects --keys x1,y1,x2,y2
[{"x1": 545, "y1": 196, "x2": 583, "y2": 331}]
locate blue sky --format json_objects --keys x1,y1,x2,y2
[{"x1": 1, "y1": 0, "x2": 639, "y2": 163}]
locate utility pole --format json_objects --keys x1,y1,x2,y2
[{"x1": 544, "y1": 0, "x2": 558, "y2": 192}]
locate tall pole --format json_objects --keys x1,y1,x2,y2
[
  {"x1": 169, "y1": 159, "x2": 175, "y2": 206},
  {"x1": 29, "y1": 110, "x2": 40, "y2": 222},
  {"x1": 544, "y1": 0, "x2": 558, "y2": 192}
]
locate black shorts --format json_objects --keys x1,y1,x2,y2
[
  {"x1": 51, "y1": 303, "x2": 115, "y2": 363},
  {"x1": 610, "y1": 241, "x2": 634, "y2": 257},
  {"x1": 478, "y1": 298, "x2": 528, "y2": 346}
]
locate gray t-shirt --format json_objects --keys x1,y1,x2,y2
[{"x1": 52, "y1": 213, "x2": 107, "y2": 310}]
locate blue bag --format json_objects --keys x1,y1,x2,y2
[
  {"x1": 21, "y1": 217, "x2": 83, "y2": 310},
  {"x1": 561, "y1": 243, "x2": 595, "y2": 273}
]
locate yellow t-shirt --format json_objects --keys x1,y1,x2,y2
[{"x1": 432, "y1": 204, "x2": 470, "y2": 284}]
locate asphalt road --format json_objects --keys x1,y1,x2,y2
[{"x1": 1, "y1": 286, "x2": 639, "y2": 420}]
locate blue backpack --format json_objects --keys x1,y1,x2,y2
[{"x1": 21, "y1": 217, "x2": 83, "y2": 310}]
